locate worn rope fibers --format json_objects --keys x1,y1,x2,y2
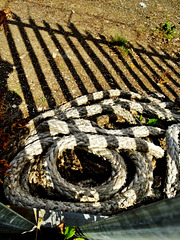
[{"x1": 3, "y1": 89, "x2": 180, "y2": 215}]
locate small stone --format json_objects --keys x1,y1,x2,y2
[
  {"x1": 53, "y1": 52, "x2": 57, "y2": 58},
  {"x1": 139, "y1": 2, "x2": 147, "y2": 8}
]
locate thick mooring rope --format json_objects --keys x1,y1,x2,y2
[{"x1": 3, "y1": 89, "x2": 180, "y2": 215}]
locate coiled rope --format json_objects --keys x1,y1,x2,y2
[{"x1": 3, "y1": 89, "x2": 180, "y2": 215}]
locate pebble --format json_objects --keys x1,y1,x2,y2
[{"x1": 139, "y1": 2, "x2": 147, "y2": 8}]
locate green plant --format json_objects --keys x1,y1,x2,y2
[
  {"x1": 139, "y1": 115, "x2": 158, "y2": 125},
  {"x1": 59, "y1": 224, "x2": 84, "y2": 240},
  {"x1": 111, "y1": 34, "x2": 129, "y2": 53},
  {"x1": 155, "y1": 21, "x2": 178, "y2": 39},
  {"x1": 146, "y1": 119, "x2": 158, "y2": 125}
]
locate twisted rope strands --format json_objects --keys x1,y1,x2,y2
[
  {"x1": 3, "y1": 89, "x2": 180, "y2": 215},
  {"x1": 165, "y1": 124, "x2": 180, "y2": 198}
]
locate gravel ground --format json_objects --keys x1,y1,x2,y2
[{"x1": 0, "y1": 0, "x2": 179, "y2": 126}]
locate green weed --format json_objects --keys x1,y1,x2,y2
[
  {"x1": 111, "y1": 34, "x2": 129, "y2": 53},
  {"x1": 139, "y1": 115, "x2": 158, "y2": 125},
  {"x1": 155, "y1": 21, "x2": 178, "y2": 41},
  {"x1": 59, "y1": 224, "x2": 85, "y2": 240},
  {"x1": 146, "y1": 118, "x2": 158, "y2": 125}
]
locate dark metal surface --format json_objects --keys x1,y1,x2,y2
[
  {"x1": 0, "y1": 203, "x2": 35, "y2": 234},
  {"x1": 78, "y1": 196, "x2": 180, "y2": 240}
]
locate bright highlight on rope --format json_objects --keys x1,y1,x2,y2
[{"x1": 3, "y1": 89, "x2": 180, "y2": 215}]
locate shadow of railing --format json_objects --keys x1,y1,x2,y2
[
  {"x1": 1, "y1": 15, "x2": 180, "y2": 215},
  {"x1": 6, "y1": 22, "x2": 38, "y2": 117},
  {"x1": 86, "y1": 32, "x2": 137, "y2": 93},
  {"x1": 6, "y1": 16, "x2": 180, "y2": 116}
]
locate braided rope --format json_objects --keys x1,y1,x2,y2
[
  {"x1": 3, "y1": 89, "x2": 180, "y2": 215},
  {"x1": 165, "y1": 124, "x2": 180, "y2": 198}
]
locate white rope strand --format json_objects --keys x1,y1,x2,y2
[{"x1": 3, "y1": 89, "x2": 180, "y2": 215}]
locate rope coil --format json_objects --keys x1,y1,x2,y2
[{"x1": 3, "y1": 89, "x2": 180, "y2": 215}]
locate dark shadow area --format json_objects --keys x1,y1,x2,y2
[
  {"x1": 148, "y1": 45, "x2": 180, "y2": 88},
  {"x1": 69, "y1": 23, "x2": 120, "y2": 89},
  {"x1": 161, "y1": 48, "x2": 180, "y2": 72},
  {"x1": 57, "y1": 24, "x2": 103, "y2": 92},
  {"x1": 6, "y1": 16, "x2": 179, "y2": 111},
  {"x1": 0, "y1": 55, "x2": 23, "y2": 203},
  {"x1": 0, "y1": 228, "x2": 64, "y2": 240},
  {"x1": 136, "y1": 43, "x2": 179, "y2": 98},
  {"x1": 128, "y1": 44, "x2": 172, "y2": 100},
  {"x1": 6, "y1": 22, "x2": 38, "y2": 117},
  {"x1": 88, "y1": 32, "x2": 137, "y2": 92},
  {"x1": 14, "y1": 14, "x2": 57, "y2": 109},
  {"x1": 0, "y1": 55, "x2": 23, "y2": 130},
  {"x1": 29, "y1": 17, "x2": 73, "y2": 102},
  {"x1": 97, "y1": 34, "x2": 179, "y2": 100},
  {"x1": 43, "y1": 20, "x2": 88, "y2": 96},
  {"x1": 57, "y1": 148, "x2": 112, "y2": 186},
  {"x1": 98, "y1": 34, "x2": 153, "y2": 95}
]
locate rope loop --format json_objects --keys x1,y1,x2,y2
[{"x1": 3, "y1": 89, "x2": 180, "y2": 215}]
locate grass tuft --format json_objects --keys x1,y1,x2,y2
[{"x1": 111, "y1": 34, "x2": 129, "y2": 53}]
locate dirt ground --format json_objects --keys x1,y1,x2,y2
[
  {"x1": 0, "y1": 0, "x2": 179, "y2": 126},
  {"x1": 0, "y1": 0, "x2": 180, "y2": 229}
]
